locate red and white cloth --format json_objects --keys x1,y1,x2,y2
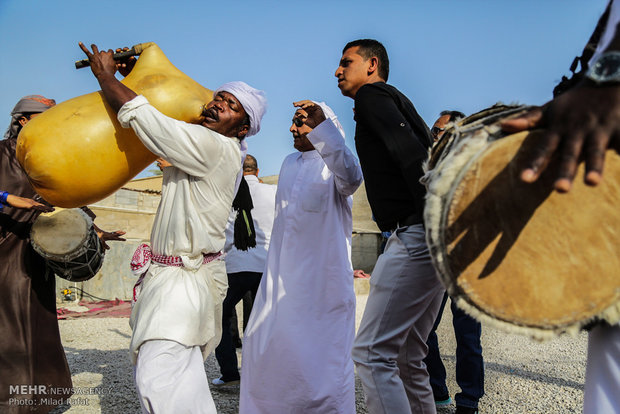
[{"x1": 130, "y1": 243, "x2": 222, "y2": 305}]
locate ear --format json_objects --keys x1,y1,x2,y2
[
  {"x1": 255, "y1": 168, "x2": 259, "y2": 176},
  {"x1": 367, "y1": 56, "x2": 379, "y2": 76},
  {"x1": 18, "y1": 116, "x2": 29, "y2": 127},
  {"x1": 237, "y1": 124, "x2": 250, "y2": 140}
]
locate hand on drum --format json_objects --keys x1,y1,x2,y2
[
  {"x1": 6, "y1": 194, "x2": 54, "y2": 212},
  {"x1": 501, "y1": 82, "x2": 620, "y2": 193},
  {"x1": 93, "y1": 225, "x2": 126, "y2": 250}
]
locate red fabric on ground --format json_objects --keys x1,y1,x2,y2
[{"x1": 57, "y1": 299, "x2": 131, "y2": 319}]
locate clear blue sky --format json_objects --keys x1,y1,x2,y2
[{"x1": 0, "y1": 0, "x2": 608, "y2": 178}]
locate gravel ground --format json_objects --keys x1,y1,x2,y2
[{"x1": 50, "y1": 294, "x2": 587, "y2": 413}]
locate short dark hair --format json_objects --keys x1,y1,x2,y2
[
  {"x1": 440, "y1": 110, "x2": 466, "y2": 122},
  {"x1": 343, "y1": 39, "x2": 389, "y2": 81},
  {"x1": 243, "y1": 154, "x2": 258, "y2": 173}
]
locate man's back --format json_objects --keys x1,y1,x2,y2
[
  {"x1": 224, "y1": 175, "x2": 276, "y2": 274},
  {"x1": 353, "y1": 82, "x2": 432, "y2": 231}
]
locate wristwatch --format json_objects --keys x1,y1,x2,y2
[{"x1": 585, "y1": 51, "x2": 620, "y2": 84}]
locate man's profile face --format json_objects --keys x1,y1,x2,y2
[
  {"x1": 18, "y1": 112, "x2": 41, "y2": 127},
  {"x1": 335, "y1": 46, "x2": 372, "y2": 99},
  {"x1": 290, "y1": 109, "x2": 315, "y2": 152},
  {"x1": 431, "y1": 114, "x2": 451, "y2": 142},
  {"x1": 202, "y1": 91, "x2": 249, "y2": 139}
]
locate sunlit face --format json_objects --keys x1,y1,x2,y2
[
  {"x1": 431, "y1": 114, "x2": 451, "y2": 142},
  {"x1": 289, "y1": 109, "x2": 315, "y2": 152},
  {"x1": 18, "y1": 112, "x2": 41, "y2": 127},
  {"x1": 201, "y1": 91, "x2": 249, "y2": 139},
  {"x1": 335, "y1": 46, "x2": 373, "y2": 98}
]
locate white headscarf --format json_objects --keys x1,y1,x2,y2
[
  {"x1": 312, "y1": 101, "x2": 345, "y2": 139},
  {"x1": 214, "y1": 81, "x2": 267, "y2": 138}
]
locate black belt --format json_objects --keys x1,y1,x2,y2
[{"x1": 385, "y1": 211, "x2": 423, "y2": 232}]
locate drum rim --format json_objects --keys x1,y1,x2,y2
[
  {"x1": 425, "y1": 106, "x2": 620, "y2": 339},
  {"x1": 31, "y1": 208, "x2": 93, "y2": 260},
  {"x1": 46, "y1": 229, "x2": 105, "y2": 282}
]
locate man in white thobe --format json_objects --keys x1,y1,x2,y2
[
  {"x1": 239, "y1": 100, "x2": 363, "y2": 413},
  {"x1": 213, "y1": 154, "x2": 277, "y2": 385},
  {"x1": 79, "y1": 43, "x2": 267, "y2": 414}
]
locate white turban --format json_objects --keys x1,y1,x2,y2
[
  {"x1": 312, "y1": 101, "x2": 346, "y2": 139},
  {"x1": 214, "y1": 81, "x2": 267, "y2": 138}
]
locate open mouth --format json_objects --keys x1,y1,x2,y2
[{"x1": 203, "y1": 107, "x2": 219, "y2": 122}]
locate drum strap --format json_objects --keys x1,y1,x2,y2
[{"x1": 553, "y1": 0, "x2": 613, "y2": 97}]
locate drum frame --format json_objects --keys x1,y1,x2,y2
[
  {"x1": 31, "y1": 209, "x2": 106, "y2": 282},
  {"x1": 424, "y1": 105, "x2": 620, "y2": 339}
]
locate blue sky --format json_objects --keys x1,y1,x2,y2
[{"x1": 0, "y1": 0, "x2": 609, "y2": 178}]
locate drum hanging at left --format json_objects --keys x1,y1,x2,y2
[{"x1": 30, "y1": 208, "x2": 105, "y2": 282}]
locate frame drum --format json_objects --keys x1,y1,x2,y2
[
  {"x1": 424, "y1": 105, "x2": 620, "y2": 338},
  {"x1": 30, "y1": 208, "x2": 105, "y2": 282}
]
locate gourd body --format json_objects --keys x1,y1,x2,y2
[{"x1": 16, "y1": 42, "x2": 213, "y2": 207}]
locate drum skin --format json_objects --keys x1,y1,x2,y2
[
  {"x1": 30, "y1": 208, "x2": 105, "y2": 282},
  {"x1": 31, "y1": 208, "x2": 91, "y2": 258},
  {"x1": 425, "y1": 107, "x2": 620, "y2": 336},
  {"x1": 16, "y1": 42, "x2": 213, "y2": 207}
]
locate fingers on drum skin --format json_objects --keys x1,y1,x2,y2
[
  {"x1": 521, "y1": 130, "x2": 561, "y2": 183},
  {"x1": 553, "y1": 131, "x2": 587, "y2": 192},
  {"x1": 501, "y1": 108, "x2": 543, "y2": 133},
  {"x1": 583, "y1": 129, "x2": 610, "y2": 185}
]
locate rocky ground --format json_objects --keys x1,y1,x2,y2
[{"x1": 50, "y1": 294, "x2": 587, "y2": 413}]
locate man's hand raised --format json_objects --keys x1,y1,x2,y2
[
  {"x1": 293, "y1": 100, "x2": 326, "y2": 129},
  {"x1": 78, "y1": 42, "x2": 117, "y2": 80},
  {"x1": 115, "y1": 47, "x2": 137, "y2": 77}
]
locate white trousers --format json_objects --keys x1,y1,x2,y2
[
  {"x1": 134, "y1": 340, "x2": 217, "y2": 414},
  {"x1": 584, "y1": 323, "x2": 620, "y2": 414}
]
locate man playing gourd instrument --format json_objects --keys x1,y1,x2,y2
[{"x1": 79, "y1": 42, "x2": 267, "y2": 414}]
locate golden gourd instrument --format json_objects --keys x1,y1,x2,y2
[{"x1": 16, "y1": 42, "x2": 213, "y2": 207}]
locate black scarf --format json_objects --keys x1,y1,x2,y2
[{"x1": 232, "y1": 176, "x2": 256, "y2": 250}]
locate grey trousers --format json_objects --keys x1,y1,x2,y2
[
  {"x1": 584, "y1": 323, "x2": 620, "y2": 414},
  {"x1": 353, "y1": 224, "x2": 444, "y2": 414}
]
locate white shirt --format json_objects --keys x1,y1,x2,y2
[
  {"x1": 118, "y1": 95, "x2": 241, "y2": 362},
  {"x1": 118, "y1": 95, "x2": 241, "y2": 266},
  {"x1": 224, "y1": 174, "x2": 277, "y2": 274},
  {"x1": 240, "y1": 115, "x2": 363, "y2": 413}
]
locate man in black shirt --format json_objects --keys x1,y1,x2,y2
[{"x1": 336, "y1": 39, "x2": 445, "y2": 414}]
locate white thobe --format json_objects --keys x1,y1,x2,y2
[
  {"x1": 117, "y1": 96, "x2": 241, "y2": 363},
  {"x1": 584, "y1": 2, "x2": 620, "y2": 413},
  {"x1": 239, "y1": 116, "x2": 363, "y2": 413},
  {"x1": 223, "y1": 174, "x2": 277, "y2": 273}
]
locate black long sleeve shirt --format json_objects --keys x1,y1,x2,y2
[{"x1": 353, "y1": 82, "x2": 432, "y2": 232}]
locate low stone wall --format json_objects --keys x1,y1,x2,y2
[
  {"x1": 55, "y1": 178, "x2": 382, "y2": 302},
  {"x1": 56, "y1": 234, "x2": 381, "y2": 302}
]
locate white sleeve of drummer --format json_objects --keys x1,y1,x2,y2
[
  {"x1": 590, "y1": 0, "x2": 620, "y2": 64},
  {"x1": 117, "y1": 95, "x2": 238, "y2": 177}
]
